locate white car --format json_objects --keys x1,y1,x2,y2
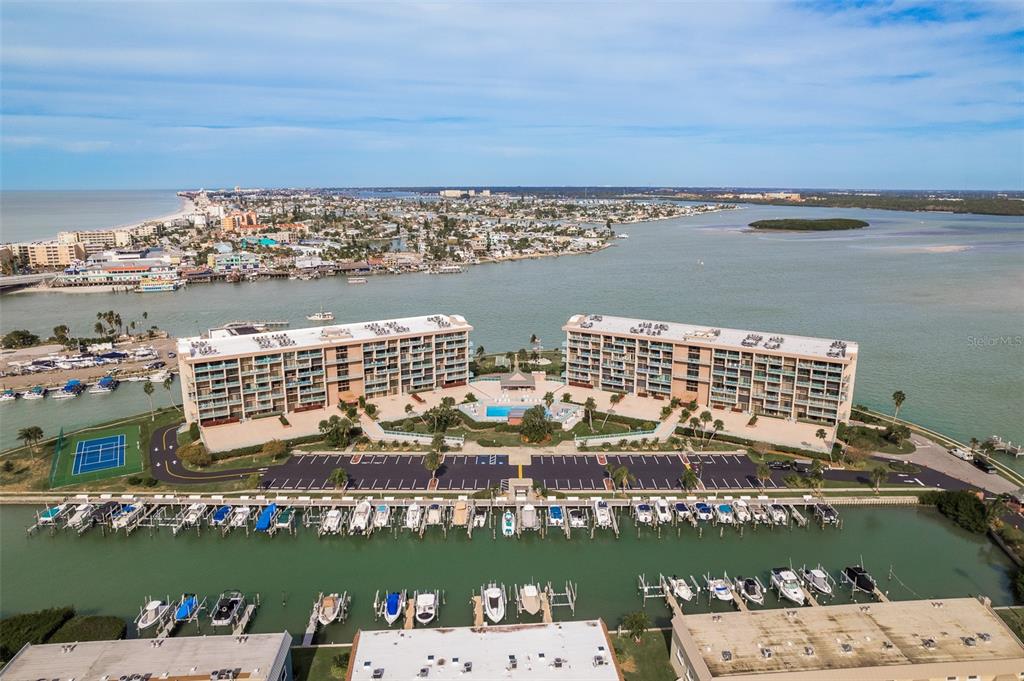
[{"x1": 948, "y1": 447, "x2": 973, "y2": 461}]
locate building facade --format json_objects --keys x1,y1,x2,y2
[
  {"x1": 563, "y1": 314, "x2": 857, "y2": 425},
  {"x1": 9, "y1": 241, "x2": 86, "y2": 268},
  {"x1": 177, "y1": 314, "x2": 471, "y2": 427}
]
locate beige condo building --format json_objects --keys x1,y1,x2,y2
[
  {"x1": 177, "y1": 314, "x2": 471, "y2": 427},
  {"x1": 563, "y1": 314, "x2": 858, "y2": 425}
]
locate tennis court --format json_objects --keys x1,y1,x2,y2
[
  {"x1": 72, "y1": 434, "x2": 126, "y2": 475},
  {"x1": 50, "y1": 424, "x2": 143, "y2": 488}
]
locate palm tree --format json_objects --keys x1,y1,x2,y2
[
  {"x1": 688, "y1": 417, "x2": 701, "y2": 447},
  {"x1": 475, "y1": 345, "x2": 485, "y2": 358},
  {"x1": 602, "y1": 392, "x2": 623, "y2": 428},
  {"x1": 424, "y1": 449, "x2": 442, "y2": 480},
  {"x1": 869, "y1": 464, "x2": 888, "y2": 494},
  {"x1": 755, "y1": 462, "x2": 771, "y2": 491},
  {"x1": 17, "y1": 426, "x2": 43, "y2": 454},
  {"x1": 808, "y1": 460, "x2": 825, "y2": 494},
  {"x1": 680, "y1": 466, "x2": 700, "y2": 492},
  {"x1": 543, "y1": 392, "x2": 555, "y2": 409},
  {"x1": 707, "y1": 419, "x2": 724, "y2": 445},
  {"x1": 94, "y1": 321, "x2": 105, "y2": 336},
  {"x1": 986, "y1": 497, "x2": 1008, "y2": 526},
  {"x1": 604, "y1": 463, "x2": 634, "y2": 495},
  {"x1": 815, "y1": 428, "x2": 829, "y2": 455},
  {"x1": 891, "y1": 390, "x2": 906, "y2": 423},
  {"x1": 328, "y1": 466, "x2": 348, "y2": 489},
  {"x1": 163, "y1": 375, "x2": 180, "y2": 413},
  {"x1": 583, "y1": 397, "x2": 597, "y2": 432},
  {"x1": 969, "y1": 437, "x2": 980, "y2": 454},
  {"x1": 142, "y1": 380, "x2": 155, "y2": 421},
  {"x1": 622, "y1": 610, "x2": 650, "y2": 643},
  {"x1": 699, "y1": 410, "x2": 713, "y2": 444},
  {"x1": 404, "y1": 403, "x2": 414, "y2": 417},
  {"x1": 319, "y1": 415, "x2": 354, "y2": 448}
]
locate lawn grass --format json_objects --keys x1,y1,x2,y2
[
  {"x1": 840, "y1": 424, "x2": 916, "y2": 455},
  {"x1": 292, "y1": 646, "x2": 348, "y2": 681},
  {"x1": 613, "y1": 631, "x2": 676, "y2": 681}
]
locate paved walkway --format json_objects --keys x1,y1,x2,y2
[{"x1": 874, "y1": 434, "x2": 1017, "y2": 495}]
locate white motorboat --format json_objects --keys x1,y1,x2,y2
[
  {"x1": 707, "y1": 576, "x2": 734, "y2": 602},
  {"x1": 382, "y1": 591, "x2": 405, "y2": 626},
  {"x1": 520, "y1": 504, "x2": 539, "y2": 531},
  {"x1": 405, "y1": 503, "x2": 422, "y2": 529},
  {"x1": 635, "y1": 502, "x2": 654, "y2": 525},
  {"x1": 38, "y1": 503, "x2": 68, "y2": 525},
  {"x1": 518, "y1": 584, "x2": 541, "y2": 615},
  {"x1": 483, "y1": 584, "x2": 506, "y2": 624},
  {"x1": 768, "y1": 504, "x2": 789, "y2": 525},
  {"x1": 674, "y1": 502, "x2": 692, "y2": 521},
  {"x1": 714, "y1": 503, "x2": 735, "y2": 524},
  {"x1": 654, "y1": 498, "x2": 672, "y2": 524},
  {"x1": 322, "y1": 508, "x2": 343, "y2": 534},
  {"x1": 349, "y1": 500, "x2": 372, "y2": 534},
  {"x1": 0, "y1": 389, "x2": 18, "y2": 402},
  {"x1": 750, "y1": 504, "x2": 770, "y2": 524},
  {"x1": 593, "y1": 500, "x2": 612, "y2": 528},
  {"x1": 66, "y1": 503, "x2": 95, "y2": 529},
  {"x1": 183, "y1": 503, "x2": 205, "y2": 526},
  {"x1": 307, "y1": 307, "x2": 335, "y2": 322},
  {"x1": 668, "y1": 576, "x2": 695, "y2": 602},
  {"x1": 111, "y1": 503, "x2": 143, "y2": 529},
  {"x1": 693, "y1": 502, "x2": 714, "y2": 521},
  {"x1": 501, "y1": 510, "x2": 516, "y2": 537},
  {"x1": 472, "y1": 506, "x2": 487, "y2": 527},
  {"x1": 452, "y1": 501, "x2": 469, "y2": 527},
  {"x1": 426, "y1": 503, "x2": 443, "y2": 526},
  {"x1": 814, "y1": 503, "x2": 839, "y2": 525},
  {"x1": 771, "y1": 567, "x2": 806, "y2": 605},
  {"x1": 229, "y1": 506, "x2": 252, "y2": 528},
  {"x1": 736, "y1": 576, "x2": 765, "y2": 606},
  {"x1": 414, "y1": 592, "x2": 437, "y2": 625},
  {"x1": 547, "y1": 505, "x2": 564, "y2": 527},
  {"x1": 318, "y1": 593, "x2": 342, "y2": 626},
  {"x1": 733, "y1": 499, "x2": 751, "y2": 523},
  {"x1": 373, "y1": 504, "x2": 391, "y2": 528},
  {"x1": 136, "y1": 600, "x2": 170, "y2": 630},
  {"x1": 801, "y1": 565, "x2": 834, "y2": 596},
  {"x1": 568, "y1": 508, "x2": 587, "y2": 528}
]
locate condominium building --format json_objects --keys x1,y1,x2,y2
[
  {"x1": 177, "y1": 314, "x2": 471, "y2": 427},
  {"x1": 7, "y1": 241, "x2": 86, "y2": 268},
  {"x1": 563, "y1": 314, "x2": 858, "y2": 425}
]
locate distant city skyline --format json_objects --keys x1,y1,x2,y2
[{"x1": 2, "y1": 1, "x2": 1022, "y2": 190}]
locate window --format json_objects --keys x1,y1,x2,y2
[{"x1": 686, "y1": 381, "x2": 698, "y2": 392}]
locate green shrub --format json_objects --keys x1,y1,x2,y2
[
  {"x1": 0, "y1": 606, "x2": 74, "y2": 661},
  {"x1": 178, "y1": 442, "x2": 212, "y2": 467},
  {"x1": 48, "y1": 616, "x2": 126, "y2": 643},
  {"x1": 188, "y1": 422, "x2": 200, "y2": 441},
  {"x1": 888, "y1": 460, "x2": 920, "y2": 474},
  {"x1": 920, "y1": 490, "x2": 988, "y2": 533},
  {"x1": 127, "y1": 475, "x2": 143, "y2": 485}
]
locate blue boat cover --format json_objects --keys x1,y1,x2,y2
[
  {"x1": 175, "y1": 594, "x2": 197, "y2": 621},
  {"x1": 385, "y1": 592, "x2": 401, "y2": 616},
  {"x1": 212, "y1": 505, "x2": 231, "y2": 522},
  {"x1": 549, "y1": 506, "x2": 563, "y2": 520},
  {"x1": 255, "y1": 503, "x2": 277, "y2": 532}
]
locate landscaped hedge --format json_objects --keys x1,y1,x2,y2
[
  {"x1": 48, "y1": 616, "x2": 126, "y2": 643},
  {"x1": 674, "y1": 427, "x2": 825, "y2": 459},
  {"x1": 0, "y1": 606, "x2": 74, "y2": 661},
  {"x1": 920, "y1": 490, "x2": 988, "y2": 533},
  {"x1": 209, "y1": 432, "x2": 327, "y2": 461}
]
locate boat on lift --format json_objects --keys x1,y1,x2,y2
[
  {"x1": 547, "y1": 505, "x2": 564, "y2": 526},
  {"x1": 174, "y1": 593, "x2": 199, "y2": 622},
  {"x1": 706, "y1": 576, "x2": 734, "y2": 602},
  {"x1": 501, "y1": 510, "x2": 516, "y2": 537},
  {"x1": 674, "y1": 501, "x2": 692, "y2": 521},
  {"x1": 714, "y1": 503, "x2": 735, "y2": 524},
  {"x1": 482, "y1": 584, "x2": 506, "y2": 623},
  {"x1": 735, "y1": 576, "x2": 765, "y2": 606},
  {"x1": 66, "y1": 503, "x2": 95, "y2": 529},
  {"x1": 801, "y1": 565, "x2": 834, "y2": 596},
  {"x1": 768, "y1": 503, "x2": 789, "y2": 524},
  {"x1": 414, "y1": 592, "x2": 438, "y2": 625},
  {"x1": 317, "y1": 593, "x2": 342, "y2": 626},
  {"x1": 210, "y1": 505, "x2": 232, "y2": 526},
  {"x1": 842, "y1": 565, "x2": 877, "y2": 594},
  {"x1": 668, "y1": 575, "x2": 695, "y2": 602},
  {"x1": 733, "y1": 499, "x2": 751, "y2": 523},
  {"x1": 693, "y1": 502, "x2": 713, "y2": 521},
  {"x1": 653, "y1": 498, "x2": 672, "y2": 523},
  {"x1": 136, "y1": 600, "x2": 170, "y2": 630},
  {"x1": 472, "y1": 505, "x2": 487, "y2": 527},
  {"x1": 229, "y1": 506, "x2": 252, "y2": 528},
  {"x1": 349, "y1": 500, "x2": 371, "y2": 534},
  {"x1": 210, "y1": 590, "x2": 246, "y2": 627},
  {"x1": 373, "y1": 504, "x2": 391, "y2": 528},
  {"x1": 635, "y1": 502, "x2": 654, "y2": 525},
  {"x1": 568, "y1": 507, "x2": 587, "y2": 528},
  {"x1": 593, "y1": 500, "x2": 612, "y2": 528},
  {"x1": 383, "y1": 591, "x2": 405, "y2": 626},
  {"x1": 518, "y1": 584, "x2": 542, "y2": 615},
  {"x1": 322, "y1": 508, "x2": 343, "y2": 534},
  {"x1": 771, "y1": 567, "x2": 806, "y2": 605},
  {"x1": 405, "y1": 503, "x2": 422, "y2": 529},
  {"x1": 520, "y1": 504, "x2": 539, "y2": 531}
]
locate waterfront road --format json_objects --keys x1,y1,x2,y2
[
  {"x1": 149, "y1": 424, "x2": 262, "y2": 484},
  {"x1": 257, "y1": 451, "x2": 969, "y2": 493}
]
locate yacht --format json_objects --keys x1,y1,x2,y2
[
  {"x1": 383, "y1": 591, "x2": 405, "y2": 626},
  {"x1": 693, "y1": 502, "x2": 713, "y2": 521},
  {"x1": 210, "y1": 590, "x2": 246, "y2": 627},
  {"x1": 768, "y1": 504, "x2": 789, "y2": 525},
  {"x1": 322, "y1": 508, "x2": 343, "y2": 534},
  {"x1": 801, "y1": 565, "x2": 834, "y2": 596},
  {"x1": 210, "y1": 505, "x2": 232, "y2": 526},
  {"x1": 635, "y1": 502, "x2": 654, "y2": 525},
  {"x1": 349, "y1": 500, "x2": 372, "y2": 534},
  {"x1": 22, "y1": 386, "x2": 46, "y2": 400},
  {"x1": 174, "y1": 593, "x2": 199, "y2": 622},
  {"x1": 88, "y1": 376, "x2": 118, "y2": 394},
  {"x1": 568, "y1": 508, "x2": 587, "y2": 528},
  {"x1": 771, "y1": 568, "x2": 806, "y2": 605},
  {"x1": 414, "y1": 592, "x2": 438, "y2": 625},
  {"x1": 501, "y1": 510, "x2": 516, "y2": 537},
  {"x1": 520, "y1": 504, "x2": 539, "y2": 531},
  {"x1": 735, "y1": 576, "x2": 765, "y2": 606},
  {"x1": 0, "y1": 389, "x2": 18, "y2": 402},
  {"x1": 714, "y1": 503, "x2": 735, "y2": 524},
  {"x1": 733, "y1": 499, "x2": 751, "y2": 523},
  {"x1": 472, "y1": 506, "x2": 487, "y2": 528},
  {"x1": 317, "y1": 593, "x2": 342, "y2": 626},
  {"x1": 518, "y1": 584, "x2": 542, "y2": 616},
  {"x1": 373, "y1": 504, "x2": 391, "y2": 528},
  {"x1": 483, "y1": 584, "x2": 506, "y2": 623},
  {"x1": 674, "y1": 502, "x2": 692, "y2": 521},
  {"x1": 593, "y1": 500, "x2": 612, "y2": 528},
  {"x1": 229, "y1": 506, "x2": 252, "y2": 528},
  {"x1": 654, "y1": 498, "x2": 672, "y2": 524},
  {"x1": 405, "y1": 504, "x2": 422, "y2": 530},
  {"x1": 306, "y1": 307, "x2": 334, "y2": 322},
  {"x1": 842, "y1": 565, "x2": 877, "y2": 594},
  {"x1": 706, "y1": 576, "x2": 734, "y2": 602},
  {"x1": 668, "y1": 576, "x2": 695, "y2": 602},
  {"x1": 136, "y1": 600, "x2": 170, "y2": 631},
  {"x1": 66, "y1": 503, "x2": 95, "y2": 529},
  {"x1": 547, "y1": 505, "x2": 564, "y2": 527},
  {"x1": 347, "y1": 277, "x2": 368, "y2": 284},
  {"x1": 51, "y1": 379, "x2": 85, "y2": 400}
]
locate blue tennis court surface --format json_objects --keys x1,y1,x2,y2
[{"x1": 73, "y1": 434, "x2": 126, "y2": 475}]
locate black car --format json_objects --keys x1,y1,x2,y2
[
  {"x1": 792, "y1": 462, "x2": 813, "y2": 474},
  {"x1": 767, "y1": 460, "x2": 791, "y2": 471},
  {"x1": 974, "y1": 456, "x2": 997, "y2": 474}
]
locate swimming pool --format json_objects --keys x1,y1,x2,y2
[{"x1": 485, "y1": 405, "x2": 529, "y2": 418}]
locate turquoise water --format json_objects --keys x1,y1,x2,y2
[
  {"x1": 1, "y1": 203, "x2": 1021, "y2": 448},
  {"x1": 486, "y1": 405, "x2": 542, "y2": 418},
  {"x1": 0, "y1": 190, "x2": 184, "y2": 242}
]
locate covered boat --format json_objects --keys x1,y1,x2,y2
[
  {"x1": 210, "y1": 590, "x2": 245, "y2": 627},
  {"x1": 483, "y1": 584, "x2": 506, "y2": 624},
  {"x1": 255, "y1": 503, "x2": 277, "y2": 532},
  {"x1": 174, "y1": 593, "x2": 199, "y2": 622},
  {"x1": 842, "y1": 565, "x2": 876, "y2": 594},
  {"x1": 383, "y1": 591, "x2": 405, "y2": 626},
  {"x1": 518, "y1": 584, "x2": 541, "y2": 615},
  {"x1": 547, "y1": 505, "x2": 564, "y2": 526}
]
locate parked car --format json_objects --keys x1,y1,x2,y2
[
  {"x1": 974, "y1": 456, "x2": 997, "y2": 474},
  {"x1": 767, "y1": 460, "x2": 791, "y2": 471},
  {"x1": 948, "y1": 447, "x2": 973, "y2": 461}
]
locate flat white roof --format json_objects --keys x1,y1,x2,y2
[
  {"x1": 565, "y1": 314, "x2": 857, "y2": 361},
  {"x1": 177, "y1": 314, "x2": 471, "y2": 359},
  {"x1": 0, "y1": 632, "x2": 291, "y2": 681},
  {"x1": 349, "y1": 620, "x2": 620, "y2": 680}
]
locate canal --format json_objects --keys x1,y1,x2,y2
[{"x1": 0, "y1": 504, "x2": 1015, "y2": 643}]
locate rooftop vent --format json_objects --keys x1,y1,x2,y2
[
  {"x1": 841, "y1": 643, "x2": 854, "y2": 654},
  {"x1": 462, "y1": 662, "x2": 473, "y2": 673},
  {"x1": 978, "y1": 632, "x2": 992, "y2": 642},
  {"x1": 804, "y1": 646, "x2": 815, "y2": 656},
  {"x1": 371, "y1": 670, "x2": 384, "y2": 680},
  {"x1": 761, "y1": 648, "x2": 773, "y2": 659},
  {"x1": 593, "y1": 655, "x2": 607, "y2": 667},
  {"x1": 721, "y1": 650, "x2": 733, "y2": 662},
  {"x1": 964, "y1": 637, "x2": 977, "y2": 647},
  {"x1": 417, "y1": 668, "x2": 429, "y2": 678},
  {"x1": 883, "y1": 641, "x2": 894, "y2": 650},
  {"x1": 922, "y1": 638, "x2": 938, "y2": 649},
  {"x1": 553, "y1": 658, "x2": 565, "y2": 668}
]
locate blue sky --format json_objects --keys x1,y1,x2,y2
[{"x1": 1, "y1": 1, "x2": 1022, "y2": 190}]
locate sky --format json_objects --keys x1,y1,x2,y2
[{"x1": 1, "y1": 1, "x2": 1022, "y2": 190}]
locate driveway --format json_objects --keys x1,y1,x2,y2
[{"x1": 874, "y1": 434, "x2": 1017, "y2": 495}]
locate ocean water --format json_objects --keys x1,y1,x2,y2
[
  {"x1": 0, "y1": 202, "x2": 1021, "y2": 449},
  {"x1": 0, "y1": 190, "x2": 184, "y2": 243}
]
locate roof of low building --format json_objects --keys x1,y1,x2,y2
[{"x1": 348, "y1": 620, "x2": 620, "y2": 681}]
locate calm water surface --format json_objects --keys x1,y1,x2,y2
[
  {"x1": 2, "y1": 203, "x2": 1021, "y2": 448},
  {"x1": 0, "y1": 505, "x2": 1013, "y2": 641}
]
